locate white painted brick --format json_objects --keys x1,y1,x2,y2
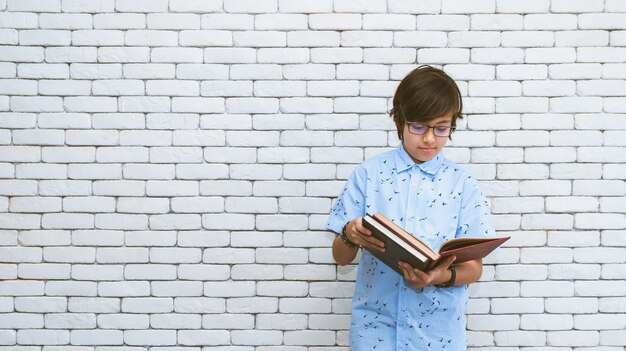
[
  {"x1": 471, "y1": 14, "x2": 523, "y2": 30},
  {"x1": 45, "y1": 313, "x2": 96, "y2": 329},
  {"x1": 116, "y1": 65, "x2": 171, "y2": 82},
  {"x1": 579, "y1": 47, "x2": 626, "y2": 64},
  {"x1": 69, "y1": 330, "x2": 123, "y2": 345},
  {"x1": 363, "y1": 14, "x2": 415, "y2": 30},
  {"x1": 0, "y1": 28, "x2": 17, "y2": 45},
  {"x1": 521, "y1": 281, "x2": 574, "y2": 297},
  {"x1": 310, "y1": 48, "x2": 362, "y2": 64},
  {"x1": 72, "y1": 264, "x2": 123, "y2": 281},
  {"x1": 257, "y1": 313, "x2": 307, "y2": 330},
  {"x1": 491, "y1": 297, "x2": 543, "y2": 314},
  {"x1": 575, "y1": 213, "x2": 626, "y2": 230},
  {"x1": 150, "y1": 47, "x2": 203, "y2": 64},
  {"x1": 450, "y1": 31, "x2": 501, "y2": 48},
  {"x1": 65, "y1": 96, "x2": 123, "y2": 114},
  {"x1": 63, "y1": 197, "x2": 115, "y2": 213},
  {"x1": 114, "y1": 0, "x2": 167, "y2": 12},
  {"x1": 283, "y1": 64, "x2": 336, "y2": 80},
  {"x1": 549, "y1": 263, "x2": 601, "y2": 280},
  {"x1": 92, "y1": 79, "x2": 145, "y2": 96},
  {"x1": 121, "y1": 297, "x2": 172, "y2": 313},
  {"x1": 522, "y1": 114, "x2": 572, "y2": 131},
  {"x1": 521, "y1": 214, "x2": 573, "y2": 230},
  {"x1": 522, "y1": 314, "x2": 573, "y2": 331},
  {"x1": 46, "y1": 280, "x2": 98, "y2": 297},
  {"x1": 550, "y1": 164, "x2": 602, "y2": 180},
  {"x1": 287, "y1": 31, "x2": 339, "y2": 47},
  {"x1": 66, "y1": 297, "x2": 118, "y2": 314},
  {"x1": 61, "y1": 0, "x2": 115, "y2": 13},
  {"x1": 573, "y1": 180, "x2": 626, "y2": 196},
  {"x1": 98, "y1": 313, "x2": 149, "y2": 330},
  {"x1": 341, "y1": 30, "x2": 393, "y2": 48},
  {"x1": 420, "y1": 48, "x2": 470, "y2": 63},
  {"x1": 519, "y1": 180, "x2": 571, "y2": 196},
  {"x1": 253, "y1": 81, "x2": 306, "y2": 99},
  {"x1": 72, "y1": 230, "x2": 123, "y2": 247},
  {"x1": 545, "y1": 297, "x2": 598, "y2": 315},
  {"x1": 98, "y1": 281, "x2": 150, "y2": 298},
  {"x1": 20, "y1": 29, "x2": 72, "y2": 47},
  {"x1": 98, "y1": 47, "x2": 150, "y2": 64},
  {"x1": 146, "y1": 13, "x2": 199, "y2": 30},
  {"x1": 467, "y1": 314, "x2": 520, "y2": 331},
  {"x1": 545, "y1": 197, "x2": 598, "y2": 213}
]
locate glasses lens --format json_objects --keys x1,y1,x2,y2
[
  {"x1": 408, "y1": 124, "x2": 427, "y2": 134},
  {"x1": 434, "y1": 126, "x2": 451, "y2": 137}
]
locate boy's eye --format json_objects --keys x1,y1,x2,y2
[
  {"x1": 434, "y1": 126, "x2": 450, "y2": 133},
  {"x1": 409, "y1": 124, "x2": 427, "y2": 133}
]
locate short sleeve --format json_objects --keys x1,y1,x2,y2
[
  {"x1": 326, "y1": 166, "x2": 367, "y2": 234},
  {"x1": 456, "y1": 175, "x2": 495, "y2": 239}
]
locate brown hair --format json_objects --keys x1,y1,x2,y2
[{"x1": 389, "y1": 65, "x2": 463, "y2": 140}]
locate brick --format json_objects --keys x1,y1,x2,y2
[
  {"x1": 546, "y1": 297, "x2": 598, "y2": 314},
  {"x1": 72, "y1": 330, "x2": 126, "y2": 345},
  {"x1": 308, "y1": 14, "x2": 360, "y2": 31},
  {"x1": 257, "y1": 313, "x2": 307, "y2": 330},
  {"x1": 68, "y1": 297, "x2": 119, "y2": 313},
  {"x1": 95, "y1": 213, "x2": 148, "y2": 230},
  {"x1": 97, "y1": 47, "x2": 150, "y2": 64},
  {"x1": 121, "y1": 297, "x2": 172, "y2": 313},
  {"x1": 68, "y1": 64, "x2": 121, "y2": 81},
  {"x1": 46, "y1": 281, "x2": 97, "y2": 297},
  {"x1": 92, "y1": 79, "x2": 145, "y2": 96},
  {"x1": 521, "y1": 281, "x2": 574, "y2": 297},
  {"x1": 467, "y1": 314, "x2": 520, "y2": 331},
  {"x1": 546, "y1": 197, "x2": 598, "y2": 213},
  {"x1": 168, "y1": 0, "x2": 220, "y2": 12},
  {"x1": 99, "y1": 313, "x2": 150, "y2": 329},
  {"x1": 147, "y1": 13, "x2": 200, "y2": 30},
  {"x1": 179, "y1": 330, "x2": 230, "y2": 346},
  {"x1": 72, "y1": 264, "x2": 123, "y2": 281},
  {"x1": 550, "y1": 163, "x2": 602, "y2": 180},
  {"x1": 14, "y1": 64, "x2": 63, "y2": 80},
  {"x1": 20, "y1": 30, "x2": 71, "y2": 46}
]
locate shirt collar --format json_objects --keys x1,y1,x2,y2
[{"x1": 394, "y1": 143, "x2": 445, "y2": 175}]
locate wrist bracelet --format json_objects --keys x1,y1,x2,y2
[
  {"x1": 340, "y1": 222, "x2": 358, "y2": 248},
  {"x1": 435, "y1": 265, "x2": 456, "y2": 288}
]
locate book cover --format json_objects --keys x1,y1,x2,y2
[{"x1": 362, "y1": 212, "x2": 510, "y2": 275}]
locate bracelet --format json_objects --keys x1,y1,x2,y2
[
  {"x1": 340, "y1": 222, "x2": 358, "y2": 248},
  {"x1": 435, "y1": 265, "x2": 456, "y2": 288}
]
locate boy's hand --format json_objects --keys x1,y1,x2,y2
[
  {"x1": 398, "y1": 255, "x2": 456, "y2": 289},
  {"x1": 344, "y1": 217, "x2": 385, "y2": 252}
]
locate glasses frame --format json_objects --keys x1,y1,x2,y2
[{"x1": 405, "y1": 122, "x2": 456, "y2": 137}]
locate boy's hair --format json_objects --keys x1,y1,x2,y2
[{"x1": 390, "y1": 65, "x2": 463, "y2": 140}]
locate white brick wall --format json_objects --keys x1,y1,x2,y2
[{"x1": 0, "y1": 0, "x2": 625, "y2": 349}]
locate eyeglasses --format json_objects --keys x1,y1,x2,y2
[{"x1": 406, "y1": 122, "x2": 455, "y2": 137}]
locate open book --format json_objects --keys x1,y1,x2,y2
[{"x1": 362, "y1": 212, "x2": 509, "y2": 275}]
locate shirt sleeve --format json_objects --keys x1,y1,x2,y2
[
  {"x1": 326, "y1": 165, "x2": 367, "y2": 234},
  {"x1": 456, "y1": 175, "x2": 496, "y2": 239}
]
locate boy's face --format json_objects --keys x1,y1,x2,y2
[{"x1": 401, "y1": 112, "x2": 454, "y2": 164}]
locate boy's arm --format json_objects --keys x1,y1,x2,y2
[
  {"x1": 332, "y1": 234, "x2": 359, "y2": 266},
  {"x1": 399, "y1": 258, "x2": 483, "y2": 288},
  {"x1": 332, "y1": 217, "x2": 386, "y2": 266},
  {"x1": 451, "y1": 258, "x2": 483, "y2": 285}
]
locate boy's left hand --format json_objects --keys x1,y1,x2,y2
[{"x1": 398, "y1": 255, "x2": 456, "y2": 289}]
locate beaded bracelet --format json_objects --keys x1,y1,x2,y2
[{"x1": 340, "y1": 222, "x2": 358, "y2": 248}]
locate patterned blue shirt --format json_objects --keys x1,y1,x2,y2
[{"x1": 327, "y1": 144, "x2": 495, "y2": 351}]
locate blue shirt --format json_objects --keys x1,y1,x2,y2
[{"x1": 327, "y1": 144, "x2": 495, "y2": 351}]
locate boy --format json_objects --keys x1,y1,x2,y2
[{"x1": 327, "y1": 65, "x2": 495, "y2": 350}]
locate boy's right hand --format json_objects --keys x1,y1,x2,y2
[{"x1": 345, "y1": 217, "x2": 385, "y2": 252}]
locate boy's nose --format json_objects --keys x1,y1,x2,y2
[{"x1": 423, "y1": 128, "x2": 436, "y2": 143}]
